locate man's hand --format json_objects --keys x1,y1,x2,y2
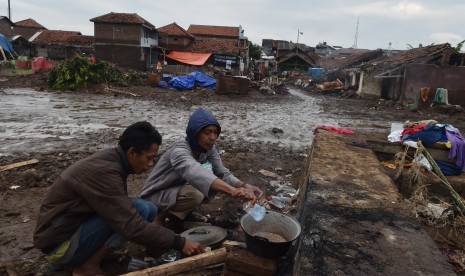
[
  {"x1": 231, "y1": 187, "x2": 257, "y2": 205},
  {"x1": 182, "y1": 239, "x2": 205, "y2": 256},
  {"x1": 243, "y1": 183, "x2": 264, "y2": 199}
]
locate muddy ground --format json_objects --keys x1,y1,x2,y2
[{"x1": 0, "y1": 73, "x2": 464, "y2": 275}]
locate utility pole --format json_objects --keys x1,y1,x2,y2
[
  {"x1": 8, "y1": 0, "x2": 12, "y2": 20},
  {"x1": 296, "y1": 29, "x2": 303, "y2": 54},
  {"x1": 353, "y1": 17, "x2": 359, "y2": 49}
]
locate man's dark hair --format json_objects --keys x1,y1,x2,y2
[{"x1": 118, "y1": 121, "x2": 162, "y2": 153}]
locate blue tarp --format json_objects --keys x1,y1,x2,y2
[
  {"x1": 167, "y1": 72, "x2": 216, "y2": 91},
  {"x1": 0, "y1": 34, "x2": 14, "y2": 53},
  {"x1": 308, "y1": 68, "x2": 324, "y2": 77}
]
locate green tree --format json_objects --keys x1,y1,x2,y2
[
  {"x1": 249, "y1": 42, "x2": 261, "y2": 60},
  {"x1": 455, "y1": 40, "x2": 465, "y2": 52}
]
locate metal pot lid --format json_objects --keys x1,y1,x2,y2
[{"x1": 180, "y1": 226, "x2": 227, "y2": 246}]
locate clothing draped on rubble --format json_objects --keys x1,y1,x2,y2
[
  {"x1": 403, "y1": 124, "x2": 447, "y2": 147},
  {"x1": 401, "y1": 124, "x2": 426, "y2": 137},
  {"x1": 420, "y1": 87, "x2": 433, "y2": 103},
  {"x1": 399, "y1": 122, "x2": 465, "y2": 173},
  {"x1": 433, "y1": 88, "x2": 449, "y2": 105},
  {"x1": 313, "y1": 125, "x2": 355, "y2": 135},
  {"x1": 434, "y1": 160, "x2": 462, "y2": 176},
  {"x1": 445, "y1": 129, "x2": 465, "y2": 172}
]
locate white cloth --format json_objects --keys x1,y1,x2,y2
[{"x1": 388, "y1": 129, "x2": 403, "y2": 142}]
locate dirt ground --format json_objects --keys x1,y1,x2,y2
[{"x1": 0, "y1": 73, "x2": 464, "y2": 275}]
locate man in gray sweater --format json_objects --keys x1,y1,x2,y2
[{"x1": 140, "y1": 107, "x2": 262, "y2": 225}]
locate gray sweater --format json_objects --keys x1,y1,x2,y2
[{"x1": 140, "y1": 139, "x2": 240, "y2": 211}]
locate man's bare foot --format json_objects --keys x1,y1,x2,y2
[
  {"x1": 72, "y1": 245, "x2": 110, "y2": 276},
  {"x1": 72, "y1": 265, "x2": 104, "y2": 276}
]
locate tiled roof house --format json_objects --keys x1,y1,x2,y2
[
  {"x1": 169, "y1": 24, "x2": 249, "y2": 69},
  {"x1": 14, "y1": 18, "x2": 47, "y2": 39},
  {"x1": 90, "y1": 12, "x2": 158, "y2": 70},
  {"x1": 157, "y1": 22, "x2": 194, "y2": 51},
  {"x1": 187, "y1": 24, "x2": 239, "y2": 39},
  {"x1": 29, "y1": 30, "x2": 94, "y2": 59}
]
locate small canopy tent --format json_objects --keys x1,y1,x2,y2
[
  {"x1": 166, "y1": 51, "x2": 212, "y2": 66},
  {"x1": 0, "y1": 33, "x2": 16, "y2": 60}
]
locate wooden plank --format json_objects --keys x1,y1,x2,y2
[
  {"x1": 224, "y1": 249, "x2": 278, "y2": 276},
  {"x1": 0, "y1": 159, "x2": 39, "y2": 172},
  {"x1": 122, "y1": 247, "x2": 228, "y2": 276},
  {"x1": 364, "y1": 140, "x2": 453, "y2": 163},
  {"x1": 221, "y1": 240, "x2": 246, "y2": 248}
]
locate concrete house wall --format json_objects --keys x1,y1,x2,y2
[
  {"x1": 0, "y1": 18, "x2": 14, "y2": 35},
  {"x1": 158, "y1": 35, "x2": 192, "y2": 51},
  {"x1": 403, "y1": 64, "x2": 465, "y2": 106},
  {"x1": 357, "y1": 71, "x2": 383, "y2": 99},
  {"x1": 94, "y1": 22, "x2": 157, "y2": 70}
]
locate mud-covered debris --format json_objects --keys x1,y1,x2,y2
[{"x1": 259, "y1": 169, "x2": 282, "y2": 179}]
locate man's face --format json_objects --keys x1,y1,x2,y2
[
  {"x1": 127, "y1": 144, "x2": 159, "y2": 174},
  {"x1": 197, "y1": 125, "x2": 219, "y2": 151}
]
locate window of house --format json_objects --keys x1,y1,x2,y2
[
  {"x1": 116, "y1": 26, "x2": 123, "y2": 32},
  {"x1": 173, "y1": 37, "x2": 178, "y2": 41}
]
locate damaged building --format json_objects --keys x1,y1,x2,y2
[
  {"x1": 355, "y1": 43, "x2": 465, "y2": 106},
  {"x1": 316, "y1": 43, "x2": 465, "y2": 107}
]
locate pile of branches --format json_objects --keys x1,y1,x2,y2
[
  {"x1": 394, "y1": 143, "x2": 465, "y2": 234},
  {"x1": 48, "y1": 57, "x2": 143, "y2": 91}
]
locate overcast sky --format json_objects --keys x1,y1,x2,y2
[{"x1": 2, "y1": 0, "x2": 464, "y2": 50}]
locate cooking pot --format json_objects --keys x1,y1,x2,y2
[
  {"x1": 240, "y1": 210, "x2": 301, "y2": 259},
  {"x1": 180, "y1": 226, "x2": 227, "y2": 249}
]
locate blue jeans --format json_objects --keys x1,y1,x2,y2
[{"x1": 66, "y1": 198, "x2": 157, "y2": 267}]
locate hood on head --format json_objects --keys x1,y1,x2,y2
[{"x1": 186, "y1": 107, "x2": 221, "y2": 153}]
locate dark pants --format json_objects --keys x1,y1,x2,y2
[{"x1": 65, "y1": 198, "x2": 157, "y2": 267}]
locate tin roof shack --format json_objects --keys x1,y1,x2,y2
[
  {"x1": 353, "y1": 43, "x2": 465, "y2": 103},
  {"x1": 316, "y1": 49, "x2": 384, "y2": 88},
  {"x1": 315, "y1": 42, "x2": 337, "y2": 56},
  {"x1": 187, "y1": 24, "x2": 249, "y2": 73},
  {"x1": 330, "y1": 48, "x2": 371, "y2": 58},
  {"x1": 90, "y1": 12, "x2": 158, "y2": 70},
  {"x1": 14, "y1": 18, "x2": 47, "y2": 39},
  {"x1": 5, "y1": 34, "x2": 31, "y2": 57},
  {"x1": 0, "y1": 16, "x2": 14, "y2": 35},
  {"x1": 29, "y1": 30, "x2": 82, "y2": 59},
  {"x1": 276, "y1": 45, "x2": 319, "y2": 73},
  {"x1": 157, "y1": 22, "x2": 195, "y2": 51}
]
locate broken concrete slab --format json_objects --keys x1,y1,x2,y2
[{"x1": 293, "y1": 131, "x2": 455, "y2": 275}]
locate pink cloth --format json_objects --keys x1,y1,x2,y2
[
  {"x1": 401, "y1": 124, "x2": 426, "y2": 137},
  {"x1": 313, "y1": 125, "x2": 355, "y2": 135}
]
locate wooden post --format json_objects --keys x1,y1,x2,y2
[
  {"x1": 122, "y1": 247, "x2": 228, "y2": 276},
  {"x1": 0, "y1": 46, "x2": 7, "y2": 61},
  {"x1": 0, "y1": 159, "x2": 39, "y2": 172}
]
